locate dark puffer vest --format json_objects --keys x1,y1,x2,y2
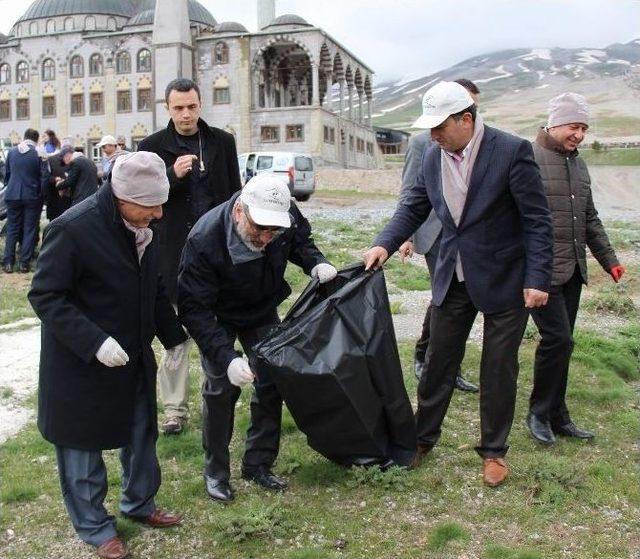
[{"x1": 533, "y1": 128, "x2": 618, "y2": 286}]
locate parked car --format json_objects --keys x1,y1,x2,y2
[{"x1": 238, "y1": 151, "x2": 316, "y2": 201}]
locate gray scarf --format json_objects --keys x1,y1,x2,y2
[
  {"x1": 441, "y1": 113, "x2": 485, "y2": 280},
  {"x1": 122, "y1": 219, "x2": 153, "y2": 263}
]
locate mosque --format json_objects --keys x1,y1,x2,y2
[{"x1": 0, "y1": 0, "x2": 377, "y2": 168}]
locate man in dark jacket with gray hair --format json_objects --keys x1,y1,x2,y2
[
  {"x1": 29, "y1": 151, "x2": 187, "y2": 559},
  {"x1": 178, "y1": 174, "x2": 336, "y2": 503},
  {"x1": 526, "y1": 92, "x2": 625, "y2": 445}
]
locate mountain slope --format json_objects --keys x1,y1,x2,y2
[{"x1": 371, "y1": 39, "x2": 640, "y2": 141}]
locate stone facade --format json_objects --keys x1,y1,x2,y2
[{"x1": 0, "y1": 0, "x2": 378, "y2": 169}]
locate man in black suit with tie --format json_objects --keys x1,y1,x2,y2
[{"x1": 364, "y1": 81, "x2": 553, "y2": 487}]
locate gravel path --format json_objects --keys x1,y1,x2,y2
[{"x1": 0, "y1": 320, "x2": 40, "y2": 444}]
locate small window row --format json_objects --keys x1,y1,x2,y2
[{"x1": 0, "y1": 50, "x2": 152, "y2": 84}]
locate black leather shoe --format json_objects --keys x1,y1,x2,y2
[
  {"x1": 454, "y1": 373, "x2": 479, "y2": 393},
  {"x1": 414, "y1": 358, "x2": 425, "y2": 381},
  {"x1": 241, "y1": 465, "x2": 288, "y2": 491},
  {"x1": 204, "y1": 475, "x2": 234, "y2": 502},
  {"x1": 553, "y1": 422, "x2": 595, "y2": 440},
  {"x1": 17, "y1": 263, "x2": 30, "y2": 273},
  {"x1": 2, "y1": 263, "x2": 13, "y2": 273},
  {"x1": 526, "y1": 412, "x2": 555, "y2": 445}
]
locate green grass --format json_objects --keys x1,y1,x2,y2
[
  {"x1": 0, "y1": 282, "x2": 36, "y2": 325},
  {"x1": 580, "y1": 147, "x2": 640, "y2": 166},
  {"x1": 1, "y1": 218, "x2": 639, "y2": 558},
  {"x1": 1, "y1": 325, "x2": 639, "y2": 558}
]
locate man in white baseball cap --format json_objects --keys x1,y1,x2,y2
[
  {"x1": 364, "y1": 79, "x2": 553, "y2": 488},
  {"x1": 178, "y1": 174, "x2": 337, "y2": 502},
  {"x1": 96, "y1": 135, "x2": 119, "y2": 179},
  {"x1": 412, "y1": 81, "x2": 474, "y2": 129}
]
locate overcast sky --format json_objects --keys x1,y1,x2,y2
[{"x1": 1, "y1": 0, "x2": 638, "y2": 82}]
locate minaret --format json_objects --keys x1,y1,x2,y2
[
  {"x1": 257, "y1": 0, "x2": 275, "y2": 30},
  {"x1": 152, "y1": 0, "x2": 193, "y2": 129}
]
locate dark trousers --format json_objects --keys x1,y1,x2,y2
[
  {"x1": 201, "y1": 314, "x2": 282, "y2": 481},
  {"x1": 529, "y1": 266, "x2": 583, "y2": 427},
  {"x1": 416, "y1": 279, "x2": 528, "y2": 458},
  {"x1": 3, "y1": 199, "x2": 41, "y2": 267},
  {"x1": 414, "y1": 238, "x2": 465, "y2": 376},
  {"x1": 55, "y1": 377, "x2": 160, "y2": 547}
]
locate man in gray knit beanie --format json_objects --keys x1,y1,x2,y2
[{"x1": 526, "y1": 92, "x2": 625, "y2": 446}]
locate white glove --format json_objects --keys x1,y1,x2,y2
[
  {"x1": 96, "y1": 337, "x2": 129, "y2": 367},
  {"x1": 311, "y1": 263, "x2": 338, "y2": 284},
  {"x1": 227, "y1": 357, "x2": 255, "y2": 387},
  {"x1": 163, "y1": 339, "x2": 188, "y2": 370}
]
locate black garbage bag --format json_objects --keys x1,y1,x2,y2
[{"x1": 253, "y1": 263, "x2": 417, "y2": 467}]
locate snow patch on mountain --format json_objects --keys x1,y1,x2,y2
[{"x1": 577, "y1": 49, "x2": 607, "y2": 64}]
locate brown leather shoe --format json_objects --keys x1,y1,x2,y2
[
  {"x1": 96, "y1": 537, "x2": 128, "y2": 559},
  {"x1": 409, "y1": 444, "x2": 433, "y2": 469},
  {"x1": 128, "y1": 509, "x2": 182, "y2": 528},
  {"x1": 482, "y1": 458, "x2": 508, "y2": 487}
]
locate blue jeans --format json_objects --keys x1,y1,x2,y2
[{"x1": 3, "y1": 199, "x2": 42, "y2": 267}]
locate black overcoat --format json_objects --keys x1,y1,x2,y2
[
  {"x1": 57, "y1": 155, "x2": 99, "y2": 206},
  {"x1": 138, "y1": 119, "x2": 242, "y2": 302},
  {"x1": 28, "y1": 184, "x2": 187, "y2": 450}
]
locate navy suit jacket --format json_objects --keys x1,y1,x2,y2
[
  {"x1": 375, "y1": 125, "x2": 553, "y2": 314},
  {"x1": 5, "y1": 145, "x2": 48, "y2": 202}
]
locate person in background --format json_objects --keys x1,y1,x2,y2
[
  {"x1": 55, "y1": 150, "x2": 99, "y2": 206},
  {"x1": 398, "y1": 78, "x2": 481, "y2": 393},
  {"x1": 96, "y1": 135, "x2": 119, "y2": 181},
  {"x1": 526, "y1": 92, "x2": 625, "y2": 445},
  {"x1": 28, "y1": 151, "x2": 187, "y2": 559},
  {"x1": 117, "y1": 135, "x2": 130, "y2": 152},
  {"x1": 139, "y1": 78, "x2": 242, "y2": 435},
  {"x1": 2, "y1": 128, "x2": 49, "y2": 273},
  {"x1": 44, "y1": 143, "x2": 73, "y2": 221},
  {"x1": 42, "y1": 129, "x2": 61, "y2": 155}
]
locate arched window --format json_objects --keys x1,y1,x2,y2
[
  {"x1": 64, "y1": 17, "x2": 74, "y2": 31},
  {"x1": 70, "y1": 55, "x2": 83, "y2": 78},
  {"x1": 89, "y1": 53, "x2": 103, "y2": 76},
  {"x1": 137, "y1": 49, "x2": 151, "y2": 72},
  {"x1": 115, "y1": 51, "x2": 131, "y2": 74},
  {"x1": 107, "y1": 17, "x2": 117, "y2": 31},
  {"x1": 85, "y1": 16, "x2": 96, "y2": 31},
  {"x1": 16, "y1": 61, "x2": 29, "y2": 83},
  {"x1": 213, "y1": 42, "x2": 229, "y2": 65},
  {"x1": 29, "y1": 21, "x2": 38, "y2": 36},
  {"x1": 0, "y1": 63, "x2": 10, "y2": 84},
  {"x1": 46, "y1": 19, "x2": 56, "y2": 33},
  {"x1": 42, "y1": 58, "x2": 55, "y2": 81}
]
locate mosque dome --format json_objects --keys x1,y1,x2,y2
[
  {"x1": 134, "y1": 0, "x2": 216, "y2": 27},
  {"x1": 125, "y1": 9, "x2": 154, "y2": 27},
  {"x1": 214, "y1": 21, "x2": 248, "y2": 34},
  {"x1": 263, "y1": 14, "x2": 313, "y2": 30},
  {"x1": 16, "y1": 0, "x2": 216, "y2": 28},
  {"x1": 16, "y1": 0, "x2": 138, "y2": 22}
]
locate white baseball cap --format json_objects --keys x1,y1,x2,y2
[
  {"x1": 412, "y1": 81, "x2": 474, "y2": 129},
  {"x1": 97, "y1": 135, "x2": 118, "y2": 148},
  {"x1": 240, "y1": 174, "x2": 292, "y2": 228}
]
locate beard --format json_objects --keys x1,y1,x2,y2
[{"x1": 236, "y1": 218, "x2": 266, "y2": 252}]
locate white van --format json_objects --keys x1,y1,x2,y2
[{"x1": 238, "y1": 151, "x2": 316, "y2": 201}]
